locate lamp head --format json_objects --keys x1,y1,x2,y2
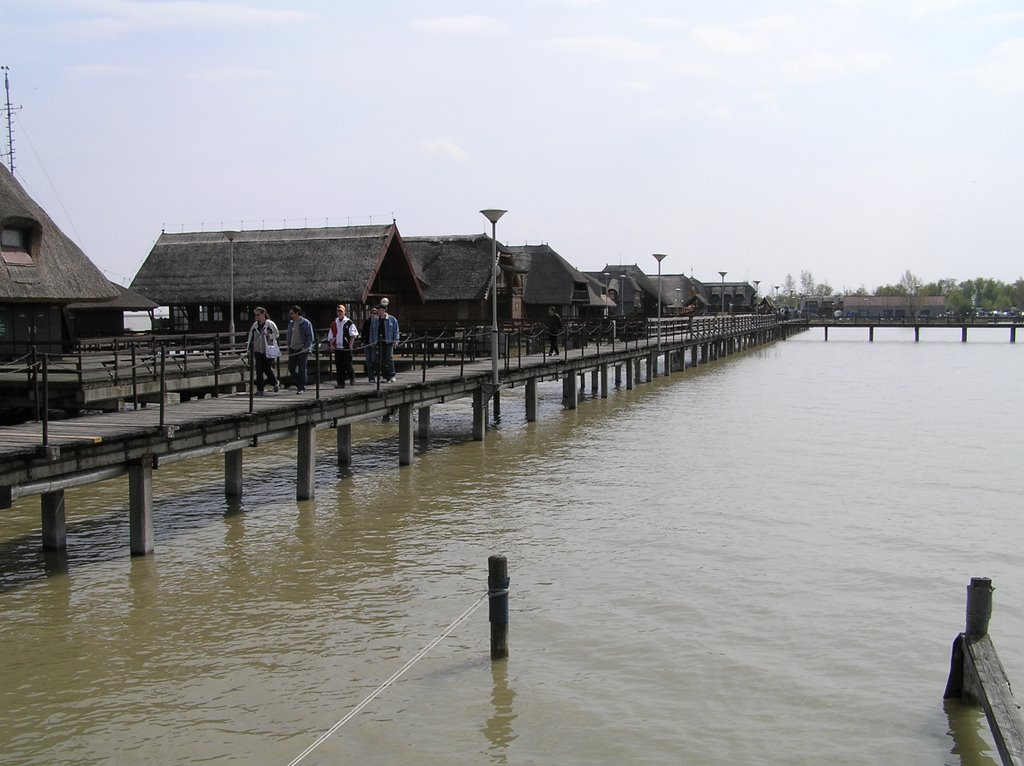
[
  {"x1": 479, "y1": 209, "x2": 507, "y2": 225},
  {"x1": 652, "y1": 253, "x2": 667, "y2": 263},
  {"x1": 223, "y1": 230, "x2": 238, "y2": 243}
]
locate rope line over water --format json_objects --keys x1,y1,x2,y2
[{"x1": 285, "y1": 591, "x2": 492, "y2": 766}]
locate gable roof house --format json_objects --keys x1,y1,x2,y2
[
  {"x1": 505, "y1": 244, "x2": 604, "y2": 319},
  {"x1": 67, "y1": 280, "x2": 160, "y2": 338},
  {"x1": 403, "y1": 234, "x2": 524, "y2": 326},
  {"x1": 130, "y1": 224, "x2": 423, "y2": 336},
  {"x1": 0, "y1": 165, "x2": 118, "y2": 358}
]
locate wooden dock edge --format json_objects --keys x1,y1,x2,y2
[{"x1": 944, "y1": 577, "x2": 1024, "y2": 766}]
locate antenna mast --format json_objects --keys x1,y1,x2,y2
[{"x1": 2, "y1": 66, "x2": 20, "y2": 173}]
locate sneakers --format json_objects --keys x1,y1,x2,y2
[
  {"x1": 273, "y1": 384, "x2": 279, "y2": 393},
  {"x1": 296, "y1": 389, "x2": 304, "y2": 395},
  {"x1": 387, "y1": 377, "x2": 397, "y2": 383}
]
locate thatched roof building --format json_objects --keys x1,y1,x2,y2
[
  {"x1": 505, "y1": 244, "x2": 602, "y2": 318},
  {"x1": 0, "y1": 165, "x2": 116, "y2": 303},
  {"x1": 130, "y1": 224, "x2": 422, "y2": 331},
  {"x1": 403, "y1": 234, "x2": 524, "y2": 324}
]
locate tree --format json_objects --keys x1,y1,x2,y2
[
  {"x1": 800, "y1": 270, "x2": 816, "y2": 295},
  {"x1": 815, "y1": 282, "x2": 833, "y2": 296},
  {"x1": 782, "y1": 274, "x2": 797, "y2": 303}
]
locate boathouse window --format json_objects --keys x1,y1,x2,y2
[
  {"x1": 198, "y1": 305, "x2": 209, "y2": 322},
  {"x1": 1, "y1": 226, "x2": 33, "y2": 266},
  {"x1": 212, "y1": 305, "x2": 223, "y2": 322}
]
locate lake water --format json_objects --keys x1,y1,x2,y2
[{"x1": 2, "y1": 325, "x2": 1022, "y2": 765}]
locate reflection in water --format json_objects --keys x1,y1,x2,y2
[
  {"x1": 484, "y1": 659, "x2": 516, "y2": 761},
  {"x1": 944, "y1": 698, "x2": 1000, "y2": 766}
]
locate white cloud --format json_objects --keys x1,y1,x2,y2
[
  {"x1": 691, "y1": 25, "x2": 764, "y2": 56},
  {"x1": 71, "y1": 0, "x2": 311, "y2": 28},
  {"x1": 966, "y1": 38, "x2": 1024, "y2": 92},
  {"x1": 419, "y1": 139, "x2": 470, "y2": 162},
  {"x1": 411, "y1": 15, "x2": 507, "y2": 35},
  {"x1": 783, "y1": 50, "x2": 893, "y2": 82},
  {"x1": 191, "y1": 66, "x2": 278, "y2": 82},
  {"x1": 543, "y1": 35, "x2": 661, "y2": 60}
]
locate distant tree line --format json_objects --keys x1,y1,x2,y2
[{"x1": 774, "y1": 270, "x2": 1024, "y2": 314}]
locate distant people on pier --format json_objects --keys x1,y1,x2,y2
[
  {"x1": 327, "y1": 303, "x2": 358, "y2": 388},
  {"x1": 246, "y1": 307, "x2": 280, "y2": 396},
  {"x1": 286, "y1": 305, "x2": 315, "y2": 394},
  {"x1": 370, "y1": 298, "x2": 400, "y2": 383},
  {"x1": 360, "y1": 306, "x2": 378, "y2": 383},
  {"x1": 548, "y1": 306, "x2": 563, "y2": 354}
]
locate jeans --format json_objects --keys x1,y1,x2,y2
[
  {"x1": 364, "y1": 346, "x2": 375, "y2": 380},
  {"x1": 377, "y1": 342, "x2": 395, "y2": 379},
  {"x1": 288, "y1": 350, "x2": 308, "y2": 391},
  {"x1": 254, "y1": 352, "x2": 279, "y2": 391}
]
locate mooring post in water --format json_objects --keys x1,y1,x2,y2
[
  {"x1": 966, "y1": 576, "x2": 994, "y2": 637},
  {"x1": 488, "y1": 554, "x2": 509, "y2": 660}
]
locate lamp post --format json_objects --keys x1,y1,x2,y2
[
  {"x1": 620, "y1": 274, "x2": 626, "y2": 316},
  {"x1": 603, "y1": 271, "x2": 611, "y2": 317},
  {"x1": 753, "y1": 280, "x2": 760, "y2": 312},
  {"x1": 773, "y1": 284, "x2": 780, "y2": 300},
  {"x1": 224, "y1": 230, "x2": 238, "y2": 339},
  {"x1": 718, "y1": 271, "x2": 728, "y2": 316},
  {"x1": 653, "y1": 253, "x2": 667, "y2": 349},
  {"x1": 479, "y1": 209, "x2": 506, "y2": 387},
  {"x1": 675, "y1": 288, "x2": 681, "y2": 315}
]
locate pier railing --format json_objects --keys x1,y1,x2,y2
[
  {"x1": 944, "y1": 577, "x2": 1024, "y2": 766},
  {"x1": 0, "y1": 314, "x2": 782, "y2": 425}
]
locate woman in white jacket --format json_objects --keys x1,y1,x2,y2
[{"x1": 246, "y1": 306, "x2": 280, "y2": 395}]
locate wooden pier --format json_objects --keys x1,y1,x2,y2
[
  {"x1": 0, "y1": 315, "x2": 791, "y2": 559},
  {"x1": 807, "y1": 316, "x2": 1023, "y2": 343}
]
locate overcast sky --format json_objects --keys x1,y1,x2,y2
[{"x1": 4, "y1": 0, "x2": 1022, "y2": 294}]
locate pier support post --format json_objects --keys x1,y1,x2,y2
[
  {"x1": 914, "y1": 326, "x2": 920, "y2": 342},
  {"x1": 600, "y1": 364, "x2": 608, "y2": 398},
  {"x1": 691, "y1": 345, "x2": 698, "y2": 367},
  {"x1": 614, "y1": 364, "x2": 622, "y2": 388},
  {"x1": 41, "y1": 490, "x2": 66, "y2": 550},
  {"x1": 1011, "y1": 327, "x2": 1016, "y2": 344},
  {"x1": 966, "y1": 576, "x2": 994, "y2": 637},
  {"x1": 647, "y1": 352, "x2": 656, "y2": 381},
  {"x1": 493, "y1": 390, "x2": 501, "y2": 425},
  {"x1": 417, "y1": 405, "x2": 431, "y2": 440},
  {"x1": 337, "y1": 423, "x2": 352, "y2": 465},
  {"x1": 565, "y1": 372, "x2": 578, "y2": 410},
  {"x1": 297, "y1": 423, "x2": 315, "y2": 500},
  {"x1": 128, "y1": 458, "x2": 154, "y2": 556},
  {"x1": 488, "y1": 554, "x2": 509, "y2": 660},
  {"x1": 525, "y1": 378, "x2": 538, "y2": 422},
  {"x1": 962, "y1": 326, "x2": 968, "y2": 343},
  {"x1": 626, "y1": 359, "x2": 634, "y2": 390},
  {"x1": 590, "y1": 369, "x2": 598, "y2": 393},
  {"x1": 225, "y1": 448, "x2": 243, "y2": 497},
  {"x1": 473, "y1": 388, "x2": 485, "y2": 441},
  {"x1": 398, "y1": 403, "x2": 413, "y2": 466}
]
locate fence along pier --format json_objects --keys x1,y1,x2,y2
[{"x1": 0, "y1": 315, "x2": 790, "y2": 560}]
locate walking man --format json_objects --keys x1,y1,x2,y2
[
  {"x1": 286, "y1": 305, "x2": 315, "y2": 394},
  {"x1": 370, "y1": 298, "x2": 400, "y2": 382},
  {"x1": 327, "y1": 303, "x2": 358, "y2": 388},
  {"x1": 547, "y1": 305, "x2": 563, "y2": 354}
]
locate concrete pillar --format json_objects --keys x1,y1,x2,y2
[
  {"x1": 128, "y1": 459, "x2": 154, "y2": 556},
  {"x1": 648, "y1": 352, "x2": 656, "y2": 382},
  {"x1": 417, "y1": 406, "x2": 431, "y2": 440},
  {"x1": 41, "y1": 490, "x2": 66, "y2": 550},
  {"x1": 634, "y1": 358, "x2": 642, "y2": 384},
  {"x1": 962, "y1": 326, "x2": 968, "y2": 343},
  {"x1": 691, "y1": 345, "x2": 698, "y2": 367},
  {"x1": 626, "y1": 359, "x2": 634, "y2": 390},
  {"x1": 590, "y1": 369, "x2": 598, "y2": 393},
  {"x1": 565, "y1": 372, "x2": 578, "y2": 410},
  {"x1": 662, "y1": 351, "x2": 671, "y2": 377},
  {"x1": 337, "y1": 423, "x2": 352, "y2": 465},
  {"x1": 297, "y1": 423, "x2": 315, "y2": 500},
  {"x1": 473, "y1": 388, "x2": 485, "y2": 441},
  {"x1": 869, "y1": 326, "x2": 874, "y2": 342},
  {"x1": 599, "y1": 364, "x2": 609, "y2": 398},
  {"x1": 225, "y1": 448, "x2": 243, "y2": 497},
  {"x1": 493, "y1": 390, "x2": 501, "y2": 424},
  {"x1": 525, "y1": 378, "x2": 538, "y2": 422},
  {"x1": 614, "y1": 364, "x2": 622, "y2": 388},
  {"x1": 398, "y1": 403, "x2": 413, "y2": 466}
]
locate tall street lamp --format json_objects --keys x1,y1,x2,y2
[
  {"x1": 753, "y1": 280, "x2": 760, "y2": 312},
  {"x1": 603, "y1": 271, "x2": 611, "y2": 317},
  {"x1": 620, "y1": 274, "x2": 626, "y2": 316},
  {"x1": 479, "y1": 209, "x2": 506, "y2": 387},
  {"x1": 653, "y1": 253, "x2": 667, "y2": 350},
  {"x1": 224, "y1": 230, "x2": 238, "y2": 339},
  {"x1": 718, "y1": 270, "x2": 728, "y2": 316}
]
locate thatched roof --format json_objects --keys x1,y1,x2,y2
[
  {"x1": 405, "y1": 235, "x2": 492, "y2": 301},
  {"x1": 0, "y1": 165, "x2": 117, "y2": 303},
  {"x1": 506, "y1": 244, "x2": 591, "y2": 305},
  {"x1": 131, "y1": 224, "x2": 422, "y2": 305},
  {"x1": 68, "y1": 280, "x2": 159, "y2": 311}
]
